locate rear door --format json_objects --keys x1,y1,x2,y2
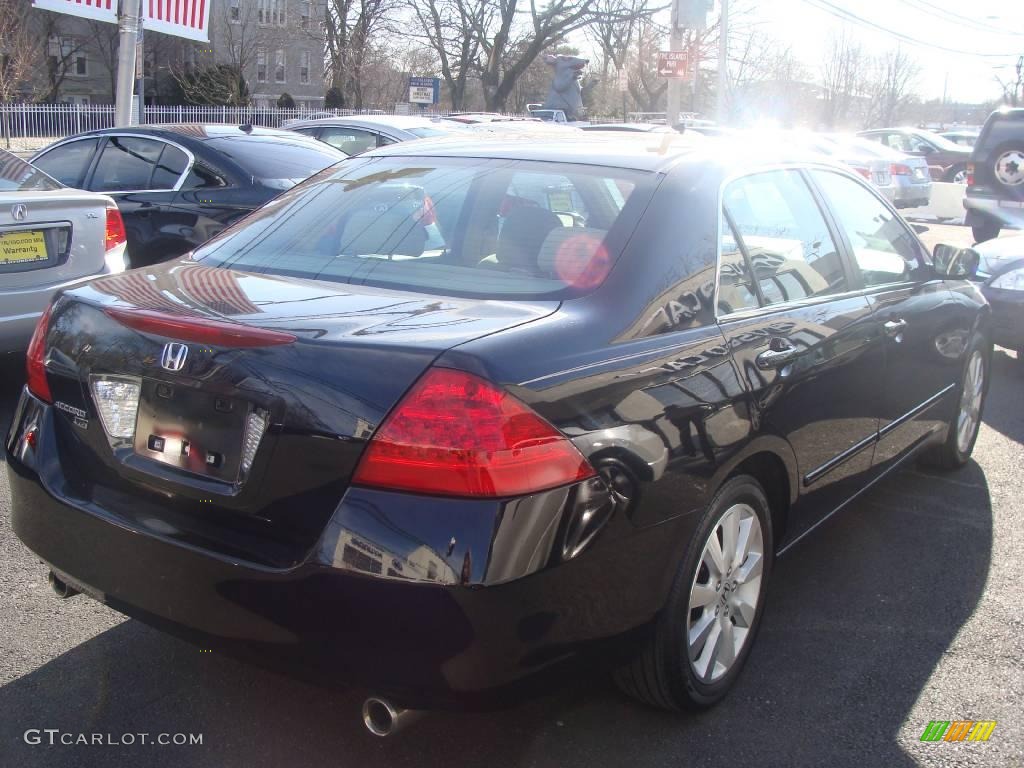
[
  {"x1": 716, "y1": 168, "x2": 884, "y2": 535},
  {"x1": 808, "y1": 169, "x2": 957, "y2": 468},
  {"x1": 85, "y1": 135, "x2": 192, "y2": 265}
]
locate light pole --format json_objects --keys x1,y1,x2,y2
[
  {"x1": 716, "y1": 0, "x2": 728, "y2": 123},
  {"x1": 114, "y1": 0, "x2": 142, "y2": 127}
]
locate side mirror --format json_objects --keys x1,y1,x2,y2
[
  {"x1": 918, "y1": 144, "x2": 935, "y2": 155},
  {"x1": 933, "y1": 243, "x2": 980, "y2": 278}
]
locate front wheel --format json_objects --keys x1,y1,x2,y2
[
  {"x1": 947, "y1": 164, "x2": 969, "y2": 184},
  {"x1": 613, "y1": 475, "x2": 773, "y2": 710}
]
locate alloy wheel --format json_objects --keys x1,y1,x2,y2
[
  {"x1": 687, "y1": 503, "x2": 764, "y2": 683},
  {"x1": 952, "y1": 168, "x2": 969, "y2": 184},
  {"x1": 956, "y1": 350, "x2": 984, "y2": 454}
]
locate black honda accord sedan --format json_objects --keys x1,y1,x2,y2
[{"x1": 6, "y1": 134, "x2": 991, "y2": 732}]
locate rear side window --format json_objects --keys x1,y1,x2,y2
[
  {"x1": 811, "y1": 170, "x2": 923, "y2": 287},
  {"x1": 206, "y1": 136, "x2": 344, "y2": 188},
  {"x1": 91, "y1": 136, "x2": 166, "y2": 192},
  {"x1": 33, "y1": 138, "x2": 100, "y2": 188},
  {"x1": 317, "y1": 127, "x2": 379, "y2": 156},
  {"x1": 722, "y1": 169, "x2": 846, "y2": 307},
  {"x1": 192, "y1": 157, "x2": 652, "y2": 299},
  {"x1": 150, "y1": 144, "x2": 190, "y2": 189}
]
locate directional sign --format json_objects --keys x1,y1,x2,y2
[
  {"x1": 409, "y1": 76, "x2": 440, "y2": 105},
  {"x1": 617, "y1": 69, "x2": 629, "y2": 92},
  {"x1": 657, "y1": 51, "x2": 691, "y2": 80}
]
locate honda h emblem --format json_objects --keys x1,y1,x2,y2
[
  {"x1": 11, "y1": 204, "x2": 27, "y2": 221},
  {"x1": 160, "y1": 342, "x2": 189, "y2": 372}
]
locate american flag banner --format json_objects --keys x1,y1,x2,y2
[{"x1": 32, "y1": 0, "x2": 209, "y2": 42}]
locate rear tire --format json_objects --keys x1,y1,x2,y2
[
  {"x1": 945, "y1": 163, "x2": 969, "y2": 184},
  {"x1": 613, "y1": 475, "x2": 773, "y2": 710},
  {"x1": 971, "y1": 217, "x2": 1000, "y2": 244},
  {"x1": 930, "y1": 333, "x2": 990, "y2": 471}
]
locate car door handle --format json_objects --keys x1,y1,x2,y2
[
  {"x1": 756, "y1": 341, "x2": 799, "y2": 369},
  {"x1": 884, "y1": 319, "x2": 907, "y2": 338}
]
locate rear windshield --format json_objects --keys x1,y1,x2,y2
[
  {"x1": 192, "y1": 156, "x2": 654, "y2": 299},
  {"x1": 204, "y1": 136, "x2": 344, "y2": 189},
  {"x1": 0, "y1": 151, "x2": 62, "y2": 191}
]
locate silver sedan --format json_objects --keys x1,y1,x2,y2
[{"x1": 0, "y1": 149, "x2": 126, "y2": 354}]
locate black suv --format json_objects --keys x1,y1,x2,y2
[{"x1": 964, "y1": 108, "x2": 1024, "y2": 242}]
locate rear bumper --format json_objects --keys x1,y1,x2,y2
[
  {"x1": 964, "y1": 194, "x2": 1024, "y2": 228},
  {"x1": 0, "y1": 269, "x2": 110, "y2": 354},
  {"x1": 6, "y1": 390, "x2": 686, "y2": 709},
  {"x1": 892, "y1": 176, "x2": 931, "y2": 209},
  {"x1": 980, "y1": 285, "x2": 1024, "y2": 350}
]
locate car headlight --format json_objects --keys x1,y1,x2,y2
[{"x1": 991, "y1": 267, "x2": 1024, "y2": 291}]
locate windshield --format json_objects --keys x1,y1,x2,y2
[
  {"x1": 0, "y1": 150, "x2": 62, "y2": 192},
  {"x1": 193, "y1": 156, "x2": 654, "y2": 300},
  {"x1": 205, "y1": 136, "x2": 345, "y2": 189},
  {"x1": 406, "y1": 126, "x2": 459, "y2": 138}
]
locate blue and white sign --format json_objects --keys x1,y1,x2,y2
[{"x1": 408, "y1": 77, "x2": 440, "y2": 105}]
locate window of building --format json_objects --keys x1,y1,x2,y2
[
  {"x1": 257, "y1": 0, "x2": 286, "y2": 25},
  {"x1": 275, "y1": 50, "x2": 286, "y2": 83},
  {"x1": 256, "y1": 48, "x2": 267, "y2": 83},
  {"x1": 74, "y1": 53, "x2": 87, "y2": 76},
  {"x1": 301, "y1": 1, "x2": 311, "y2": 29},
  {"x1": 229, "y1": 0, "x2": 240, "y2": 22},
  {"x1": 300, "y1": 51, "x2": 310, "y2": 84}
]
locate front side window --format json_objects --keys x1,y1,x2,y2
[
  {"x1": 192, "y1": 157, "x2": 654, "y2": 300},
  {"x1": 811, "y1": 170, "x2": 923, "y2": 287},
  {"x1": 33, "y1": 138, "x2": 100, "y2": 188},
  {"x1": 90, "y1": 136, "x2": 166, "y2": 192},
  {"x1": 723, "y1": 169, "x2": 846, "y2": 306}
]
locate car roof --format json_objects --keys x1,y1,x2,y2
[
  {"x1": 73, "y1": 124, "x2": 313, "y2": 141},
  {"x1": 289, "y1": 115, "x2": 455, "y2": 130},
  {"x1": 361, "y1": 131, "x2": 837, "y2": 174}
]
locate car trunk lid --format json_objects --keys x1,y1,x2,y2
[
  {"x1": 0, "y1": 190, "x2": 111, "y2": 290},
  {"x1": 40, "y1": 259, "x2": 557, "y2": 566}
]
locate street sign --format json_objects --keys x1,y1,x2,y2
[
  {"x1": 617, "y1": 70, "x2": 629, "y2": 92},
  {"x1": 408, "y1": 77, "x2": 440, "y2": 105},
  {"x1": 32, "y1": 0, "x2": 210, "y2": 41},
  {"x1": 657, "y1": 51, "x2": 691, "y2": 80}
]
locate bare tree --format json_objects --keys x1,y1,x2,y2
[
  {"x1": 820, "y1": 28, "x2": 866, "y2": 129},
  {"x1": 405, "y1": 0, "x2": 488, "y2": 109},
  {"x1": 585, "y1": 0, "x2": 665, "y2": 116},
  {"x1": 86, "y1": 20, "x2": 121, "y2": 102},
  {"x1": 863, "y1": 47, "x2": 920, "y2": 127},
  {"x1": 326, "y1": 0, "x2": 398, "y2": 109},
  {"x1": 34, "y1": 11, "x2": 87, "y2": 103},
  {"x1": 0, "y1": 0, "x2": 37, "y2": 103}
]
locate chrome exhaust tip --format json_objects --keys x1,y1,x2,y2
[
  {"x1": 48, "y1": 570, "x2": 78, "y2": 599},
  {"x1": 362, "y1": 697, "x2": 422, "y2": 737}
]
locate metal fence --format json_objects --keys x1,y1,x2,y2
[{"x1": 0, "y1": 103, "x2": 466, "y2": 152}]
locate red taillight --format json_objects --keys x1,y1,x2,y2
[
  {"x1": 966, "y1": 162, "x2": 975, "y2": 187},
  {"x1": 104, "y1": 307, "x2": 296, "y2": 347},
  {"x1": 105, "y1": 205, "x2": 126, "y2": 253},
  {"x1": 26, "y1": 305, "x2": 53, "y2": 403},
  {"x1": 854, "y1": 166, "x2": 872, "y2": 180},
  {"x1": 890, "y1": 163, "x2": 912, "y2": 176},
  {"x1": 353, "y1": 368, "x2": 596, "y2": 498}
]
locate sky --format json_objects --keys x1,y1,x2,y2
[{"x1": 747, "y1": 0, "x2": 1024, "y2": 103}]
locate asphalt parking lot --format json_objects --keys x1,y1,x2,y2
[{"x1": 1, "y1": 224, "x2": 1022, "y2": 767}]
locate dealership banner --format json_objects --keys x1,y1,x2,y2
[{"x1": 32, "y1": 0, "x2": 210, "y2": 42}]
